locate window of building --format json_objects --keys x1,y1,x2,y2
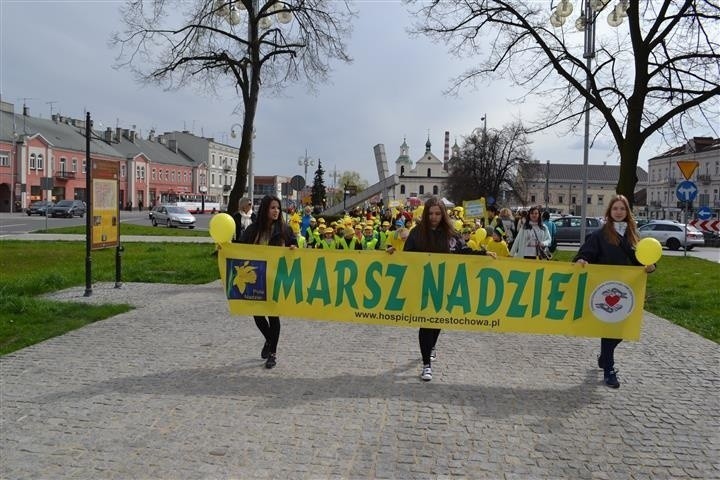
[
  {"x1": 165, "y1": 170, "x2": 169, "y2": 181},
  {"x1": 71, "y1": 158, "x2": 77, "y2": 172},
  {"x1": 152, "y1": 168, "x2": 157, "y2": 180},
  {"x1": 30, "y1": 154, "x2": 36, "y2": 170},
  {"x1": 184, "y1": 172, "x2": 188, "y2": 183},
  {"x1": 427, "y1": 168, "x2": 431, "y2": 177},
  {"x1": 559, "y1": 195, "x2": 564, "y2": 204},
  {"x1": 171, "y1": 171, "x2": 175, "y2": 182},
  {"x1": 212, "y1": 154, "x2": 215, "y2": 166},
  {"x1": 141, "y1": 166, "x2": 146, "y2": 180},
  {"x1": 530, "y1": 194, "x2": 536, "y2": 203},
  {"x1": 400, "y1": 184, "x2": 405, "y2": 195},
  {"x1": 60, "y1": 158, "x2": 66, "y2": 173},
  {"x1": 136, "y1": 165, "x2": 142, "y2": 180},
  {"x1": 419, "y1": 185, "x2": 425, "y2": 195},
  {"x1": 400, "y1": 166, "x2": 405, "y2": 176},
  {"x1": 587, "y1": 195, "x2": 592, "y2": 205},
  {"x1": 0, "y1": 152, "x2": 8, "y2": 167},
  {"x1": 120, "y1": 165, "x2": 126, "y2": 178},
  {"x1": 211, "y1": 173, "x2": 216, "y2": 185},
  {"x1": 82, "y1": 159, "x2": 87, "y2": 174},
  {"x1": 571, "y1": 195, "x2": 576, "y2": 204},
  {"x1": 598, "y1": 195, "x2": 604, "y2": 205},
  {"x1": 37, "y1": 154, "x2": 44, "y2": 170},
  {"x1": 433, "y1": 185, "x2": 438, "y2": 195}
]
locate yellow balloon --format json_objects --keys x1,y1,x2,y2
[
  {"x1": 474, "y1": 228, "x2": 487, "y2": 243},
  {"x1": 635, "y1": 237, "x2": 662, "y2": 266},
  {"x1": 209, "y1": 213, "x2": 236, "y2": 244},
  {"x1": 453, "y1": 220, "x2": 463, "y2": 232},
  {"x1": 467, "y1": 239, "x2": 479, "y2": 251}
]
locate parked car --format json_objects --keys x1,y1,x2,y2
[
  {"x1": 639, "y1": 220, "x2": 704, "y2": 250},
  {"x1": 552, "y1": 215, "x2": 603, "y2": 243},
  {"x1": 26, "y1": 200, "x2": 54, "y2": 216},
  {"x1": 151, "y1": 205, "x2": 196, "y2": 228},
  {"x1": 47, "y1": 200, "x2": 86, "y2": 218},
  {"x1": 148, "y1": 205, "x2": 163, "y2": 220}
]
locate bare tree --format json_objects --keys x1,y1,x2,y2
[
  {"x1": 112, "y1": 0, "x2": 354, "y2": 214},
  {"x1": 410, "y1": 1, "x2": 720, "y2": 204},
  {"x1": 446, "y1": 122, "x2": 534, "y2": 205}
]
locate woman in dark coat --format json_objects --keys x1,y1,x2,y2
[
  {"x1": 398, "y1": 196, "x2": 495, "y2": 382},
  {"x1": 237, "y1": 195, "x2": 297, "y2": 369},
  {"x1": 573, "y1": 195, "x2": 655, "y2": 388}
]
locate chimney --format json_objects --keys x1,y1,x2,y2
[
  {"x1": 116, "y1": 127, "x2": 122, "y2": 143},
  {"x1": 168, "y1": 139, "x2": 178, "y2": 153},
  {"x1": 148, "y1": 129, "x2": 155, "y2": 142},
  {"x1": 444, "y1": 131, "x2": 450, "y2": 171},
  {"x1": 157, "y1": 134, "x2": 165, "y2": 145},
  {"x1": 129, "y1": 130, "x2": 136, "y2": 143},
  {"x1": 51, "y1": 114, "x2": 59, "y2": 122},
  {"x1": 23, "y1": 105, "x2": 30, "y2": 116},
  {"x1": 105, "y1": 127, "x2": 113, "y2": 143}
]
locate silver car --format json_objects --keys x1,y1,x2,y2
[
  {"x1": 151, "y1": 205, "x2": 196, "y2": 229},
  {"x1": 639, "y1": 220, "x2": 704, "y2": 251},
  {"x1": 552, "y1": 216, "x2": 603, "y2": 243}
]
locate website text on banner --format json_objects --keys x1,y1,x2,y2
[{"x1": 217, "y1": 244, "x2": 647, "y2": 340}]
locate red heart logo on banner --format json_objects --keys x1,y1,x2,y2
[{"x1": 605, "y1": 295, "x2": 620, "y2": 307}]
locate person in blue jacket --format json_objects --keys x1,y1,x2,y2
[
  {"x1": 573, "y1": 195, "x2": 656, "y2": 388},
  {"x1": 237, "y1": 195, "x2": 297, "y2": 369}
]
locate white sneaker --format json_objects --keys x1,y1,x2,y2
[
  {"x1": 421, "y1": 365, "x2": 432, "y2": 382},
  {"x1": 430, "y1": 348, "x2": 436, "y2": 361}
]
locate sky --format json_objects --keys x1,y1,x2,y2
[{"x1": 0, "y1": 0, "x2": 684, "y2": 188}]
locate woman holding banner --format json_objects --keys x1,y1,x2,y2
[
  {"x1": 510, "y1": 206, "x2": 551, "y2": 259},
  {"x1": 573, "y1": 195, "x2": 655, "y2": 388},
  {"x1": 238, "y1": 195, "x2": 297, "y2": 369},
  {"x1": 399, "y1": 196, "x2": 495, "y2": 382}
]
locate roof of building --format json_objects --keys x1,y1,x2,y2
[
  {"x1": 648, "y1": 137, "x2": 720, "y2": 160},
  {"x1": 531, "y1": 163, "x2": 648, "y2": 183},
  {"x1": 0, "y1": 111, "x2": 123, "y2": 157},
  {"x1": 112, "y1": 134, "x2": 198, "y2": 168}
]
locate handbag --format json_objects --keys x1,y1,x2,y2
[{"x1": 533, "y1": 228, "x2": 552, "y2": 260}]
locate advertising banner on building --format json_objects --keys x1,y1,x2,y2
[{"x1": 217, "y1": 244, "x2": 647, "y2": 340}]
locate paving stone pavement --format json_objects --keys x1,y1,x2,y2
[{"x1": 1, "y1": 281, "x2": 718, "y2": 480}]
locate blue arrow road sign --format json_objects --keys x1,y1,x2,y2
[
  {"x1": 676, "y1": 181, "x2": 698, "y2": 202},
  {"x1": 697, "y1": 206, "x2": 712, "y2": 220}
]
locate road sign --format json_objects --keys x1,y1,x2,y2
[
  {"x1": 697, "y1": 207, "x2": 712, "y2": 221},
  {"x1": 676, "y1": 181, "x2": 698, "y2": 202},
  {"x1": 290, "y1": 175, "x2": 305, "y2": 191},
  {"x1": 676, "y1": 160, "x2": 699, "y2": 180},
  {"x1": 689, "y1": 219, "x2": 720, "y2": 232}
]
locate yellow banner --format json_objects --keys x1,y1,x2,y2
[{"x1": 217, "y1": 244, "x2": 647, "y2": 340}]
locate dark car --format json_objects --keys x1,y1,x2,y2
[
  {"x1": 26, "y1": 200, "x2": 54, "y2": 216},
  {"x1": 47, "y1": 200, "x2": 86, "y2": 218},
  {"x1": 553, "y1": 216, "x2": 603, "y2": 243}
]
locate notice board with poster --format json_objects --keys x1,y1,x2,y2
[{"x1": 91, "y1": 160, "x2": 120, "y2": 250}]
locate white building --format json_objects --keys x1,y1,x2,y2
[
  {"x1": 646, "y1": 137, "x2": 720, "y2": 220},
  {"x1": 392, "y1": 136, "x2": 450, "y2": 202}
]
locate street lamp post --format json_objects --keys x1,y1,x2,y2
[
  {"x1": 199, "y1": 173, "x2": 207, "y2": 213},
  {"x1": 549, "y1": 0, "x2": 627, "y2": 237},
  {"x1": 298, "y1": 150, "x2": 315, "y2": 185}
]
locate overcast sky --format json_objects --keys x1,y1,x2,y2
[{"x1": 0, "y1": 0, "x2": 679, "y2": 187}]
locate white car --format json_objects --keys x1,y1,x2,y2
[
  {"x1": 151, "y1": 205, "x2": 196, "y2": 229},
  {"x1": 638, "y1": 220, "x2": 704, "y2": 251}
]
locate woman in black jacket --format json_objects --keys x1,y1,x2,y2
[
  {"x1": 399, "y1": 197, "x2": 495, "y2": 382},
  {"x1": 573, "y1": 195, "x2": 655, "y2": 388},
  {"x1": 237, "y1": 195, "x2": 297, "y2": 369}
]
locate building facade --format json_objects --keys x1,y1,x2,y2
[
  {"x1": 520, "y1": 162, "x2": 649, "y2": 218},
  {"x1": 646, "y1": 137, "x2": 720, "y2": 220},
  {"x1": 392, "y1": 136, "x2": 450, "y2": 202}
]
